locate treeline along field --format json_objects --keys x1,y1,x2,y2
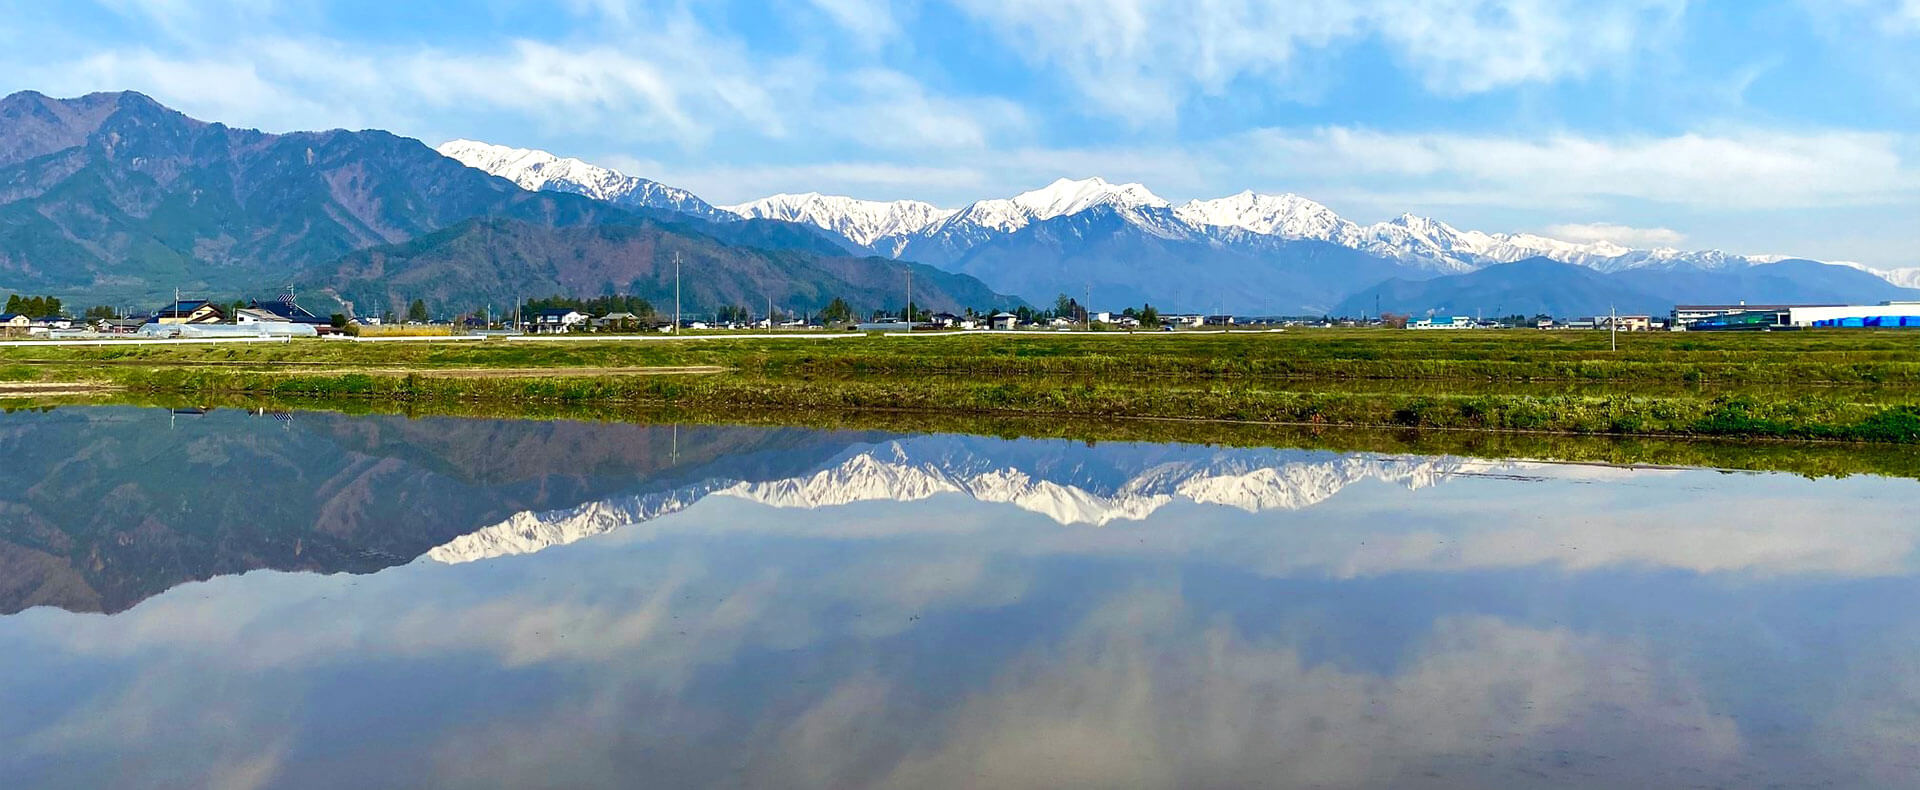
[{"x1": 4, "y1": 329, "x2": 1920, "y2": 442}]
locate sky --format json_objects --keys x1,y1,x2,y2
[{"x1": 1, "y1": 0, "x2": 1917, "y2": 266}]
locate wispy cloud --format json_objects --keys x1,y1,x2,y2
[
  {"x1": 948, "y1": 0, "x2": 1685, "y2": 121},
  {"x1": 1542, "y1": 222, "x2": 1688, "y2": 247}
]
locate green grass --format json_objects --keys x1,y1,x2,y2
[{"x1": 8, "y1": 329, "x2": 1920, "y2": 442}]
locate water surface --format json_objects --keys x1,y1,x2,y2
[{"x1": 1, "y1": 407, "x2": 1917, "y2": 788}]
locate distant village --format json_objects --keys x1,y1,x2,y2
[{"x1": 4, "y1": 290, "x2": 1920, "y2": 339}]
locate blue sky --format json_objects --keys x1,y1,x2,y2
[{"x1": 2, "y1": 0, "x2": 1917, "y2": 265}]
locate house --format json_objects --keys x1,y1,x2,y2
[
  {"x1": 594, "y1": 312, "x2": 645, "y2": 331},
  {"x1": 990, "y1": 312, "x2": 1019, "y2": 330},
  {"x1": 0, "y1": 313, "x2": 30, "y2": 336},
  {"x1": 1113, "y1": 315, "x2": 1140, "y2": 329},
  {"x1": 1163, "y1": 314, "x2": 1205, "y2": 328},
  {"x1": 97, "y1": 317, "x2": 145, "y2": 334},
  {"x1": 243, "y1": 296, "x2": 335, "y2": 333},
  {"x1": 149, "y1": 299, "x2": 227, "y2": 325},
  {"x1": 1203, "y1": 314, "x2": 1235, "y2": 326},
  {"x1": 532, "y1": 309, "x2": 588, "y2": 333},
  {"x1": 929, "y1": 312, "x2": 961, "y2": 328},
  {"x1": 1600, "y1": 315, "x2": 1653, "y2": 332}
]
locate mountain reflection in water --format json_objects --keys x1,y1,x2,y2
[{"x1": 1, "y1": 407, "x2": 1917, "y2": 788}]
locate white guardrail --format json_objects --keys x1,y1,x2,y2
[
  {"x1": 323, "y1": 334, "x2": 486, "y2": 343},
  {"x1": 0, "y1": 336, "x2": 294, "y2": 348},
  {"x1": 883, "y1": 329, "x2": 1281, "y2": 337},
  {"x1": 504, "y1": 332, "x2": 866, "y2": 342}
]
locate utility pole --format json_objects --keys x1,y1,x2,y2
[
  {"x1": 673, "y1": 251, "x2": 682, "y2": 334},
  {"x1": 905, "y1": 265, "x2": 912, "y2": 333},
  {"x1": 1611, "y1": 304, "x2": 1619, "y2": 352},
  {"x1": 1085, "y1": 280, "x2": 1091, "y2": 331}
]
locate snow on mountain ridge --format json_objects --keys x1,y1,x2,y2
[
  {"x1": 721, "y1": 192, "x2": 955, "y2": 249},
  {"x1": 436, "y1": 139, "x2": 723, "y2": 219},
  {"x1": 422, "y1": 440, "x2": 1472, "y2": 565},
  {"x1": 434, "y1": 139, "x2": 1902, "y2": 287}
]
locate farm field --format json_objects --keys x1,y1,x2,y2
[{"x1": 3, "y1": 329, "x2": 1918, "y2": 442}]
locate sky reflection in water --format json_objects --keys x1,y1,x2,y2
[{"x1": 0, "y1": 407, "x2": 1917, "y2": 788}]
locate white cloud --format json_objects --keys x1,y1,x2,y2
[
  {"x1": 804, "y1": 0, "x2": 903, "y2": 40},
  {"x1": 1228, "y1": 126, "x2": 1920, "y2": 211},
  {"x1": 1542, "y1": 222, "x2": 1688, "y2": 247},
  {"x1": 948, "y1": 0, "x2": 1685, "y2": 120}
]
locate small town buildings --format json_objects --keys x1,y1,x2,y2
[
  {"x1": 990, "y1": 312, "x2": 1019, "y2": 330},
  {"x1": 0, "y1": 313, "x2": 30, "y2": 336},
  {"x1": 1408, "y1": 315, "x2": 1474, "y2": 329},
  {"x1": 532, "y1": 309, "x2": 588, "y2": 333},
  {"x1": 1203, "y1": 315, "x2": 1235, "y2": 326},
  {"x1": 928, "y1": 312, "x2": 962, "y2": 328}
]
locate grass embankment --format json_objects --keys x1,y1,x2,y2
[
  {"x1": 21, "y1": 390, "x2": 1920, "y2": 482},
  {"x1": 5, "y1": 330, "x2": 1920, "y2": 442}
]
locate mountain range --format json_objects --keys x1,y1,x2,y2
[
  {"x1": 0, "y1": 90, "x2": 1015, "y2": 316},
  {"x1": 427, "y1": 435, "x2": 1470, "y2": 564},
  {"x1": 448, "y1": 140, "x2": 1920, "y2": 315},
  {"x1": 1, "y1": 88, "x2": 1914, "y2": 318}
]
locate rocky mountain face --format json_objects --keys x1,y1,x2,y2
[
  {"x1": 0, "y1": 91, "x2": 1015, "y2": 313},
  {"x1": 311, "y1": 217, "x2": 1017, "y2": 317},
  {"x1": 0, "y1": 91, "x2": 633, "y2": 303}
]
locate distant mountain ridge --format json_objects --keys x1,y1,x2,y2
[
  {"x1": 437, "y1": 139, "x2": 732, "y2": 221},
  {"x1": 0, "y1": 91, "x2": 1018, "y2": 315},
  {"x1": 0, "y1": 91, "x2": 630, "y2": 302},
  {"x1": 1335, "y1": 257, "x2": 1920, "y2": 318},
  {"x1": 310, "y1": 217, "x2": 1016, "y2": 318},
  {"x1": 443, "y1": 139, "x2": 1917, "y2": 314}
]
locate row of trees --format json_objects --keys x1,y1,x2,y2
[{"x1": 3, "y1": 295, "x2": 63, "y2": 317}]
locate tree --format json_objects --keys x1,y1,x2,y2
[
  {"x1": 820, "y1": 297, "x2": 854, "y2": 325},
  {"x1": 329, "y1": 313, "x2": 349, "y2": 329},
  {"x1": 4, "y1": 295, "x2": 18, "y2": 314},
  {"x1": 85, "y1": 305, "x2": 118, "y2": 320},
  {"x1": 407, "y1": 299, "x2": 429, "y2": 323},
  {"x1": 1139, "y1": 304, "x2": 1159, "y2": 327},
  {"x1": 1380, "y1": 312, "x2": 1409, "y2": 329}
]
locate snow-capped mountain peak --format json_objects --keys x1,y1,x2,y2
[
  {"x1": 1176, "y1": 191, "x2": 1361, "y2": 244},
  {"x1": 436, "y1": 139, "x2": 725, "y2": 220},
  {"x1": 721, "y1": 192, "x2": 955, "y2": 248},
  {"x1": 1010, "y1": 176, "x2": 1169, "y2": 219}
]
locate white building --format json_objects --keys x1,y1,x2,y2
[
  {"x1": 1408, "y1": 316, "x2": 1474, "y2": 329},
  {"x1": 1787, "y1": 302, "x2": 1920, "y2": 329}
]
